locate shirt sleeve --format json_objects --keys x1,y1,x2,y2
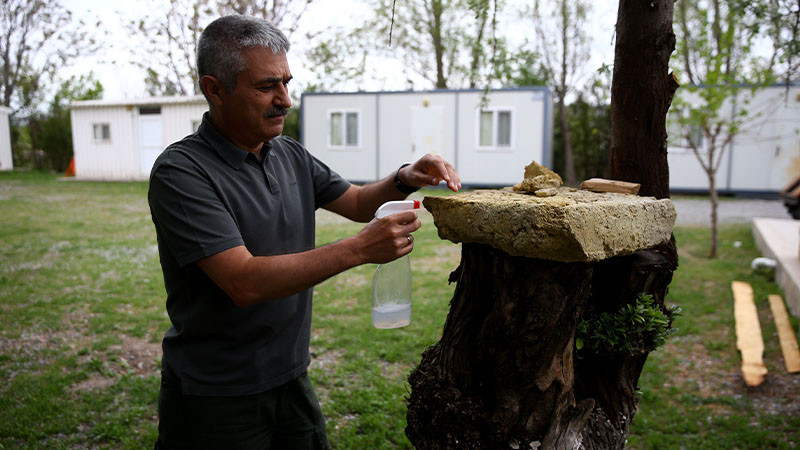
[{"x1": 148, "y1": 152, "x2": 244, "y2": 267}]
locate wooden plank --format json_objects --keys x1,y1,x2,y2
[
  {"x1": 580, "y1": 178, "x2": 641, "y2": 195},
  {"x1": 732, "y1": 281, "x2": 768, "y2": 386},
  {"x1": 768, "y1": 294, "x2": 800, "y2": 373}
]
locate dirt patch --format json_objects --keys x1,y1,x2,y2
[
  {"x1": 68, "y1": 335, "x2": 161, "y2": 392},
  {"x1": 109, "y1": 335, "x2": 162, "y2": 377},
  {"x1": 331, "y1": 413, "x2": 358, "y2": 432},
  {"x1": 309, "y1": 347, "x2": 345, "y2": 408},
  {"x1": 677, "y1": 245, "x2": 698, "y2": 261},
  {"x1": 0, "y1": 328, "x2": 89, "y2": 362},
  {"x1": 310, "y1": 348, "x2": 345, "y2": 375},
  {"x1": 663, "y1": 334, "x2": 800, "y2": 418},
  {"x1": 7, "y1": 240, "x2": 71, "y2": 273},
  {"x1": 71, "y1": 373, "x2": 117, "y2": 392},
  {"x1": 377, "y1": 360, "x2": 411, "y2": 382},
  {"x1": 1, "y1": 308, "x2": 161, "y2": 392}
]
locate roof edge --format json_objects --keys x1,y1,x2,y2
[
  {"x1": 70, "y1": 95, "x2": 207, "y2": 109},
  {"x1": 301, "y1": 85, "x2": 551, "y2": 97}
]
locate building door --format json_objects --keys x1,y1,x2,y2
[
  {"x1": 410, "y1": 105, "x2": 450, "y2": 162},
  {"x1": 139, "y1": 108, "x2": 163, "y2": 177}
]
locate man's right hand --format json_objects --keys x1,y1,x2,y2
[{"x1": 350, "y1": 210, "x2": 421, "y2": 264}]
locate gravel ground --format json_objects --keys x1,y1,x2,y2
[{"x1": 672, "y1": 197, "x2": 793, "y2": 226}]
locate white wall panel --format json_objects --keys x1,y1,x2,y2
[
  {"x1": 162, "y1": 103, "x2": 207, "y2": 147},
  {"x1": 302, "y1": 94, "x2": 378, "y2": 182},
  {"x1": 302, "y1": 89, "x2": 550, "y2": 187},
  {"x1": 71, "y1": 98, "x2": 206, "y2": 180},
  {"x1": 377, "y1": 93, "x2": 456, "y2": 179},
  {"x1": 456, "y1": 90, "x2": 547, "y2": 186},
  {"x1": 72, "y1": 105, "x2": 139, "y2": 179},
  {"x1": 668, "y1": 85, "x2": 800, "y2": 193},
  {"x1": 0, "y1": 107, "x2": 12, "y2": 171}
]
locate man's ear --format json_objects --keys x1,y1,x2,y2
[{"x1": 199, "y1": 75, "x2": 226, "y2": 107}]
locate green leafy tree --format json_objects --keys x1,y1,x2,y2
[
  {"x1": 0, "y1": 0, "x2": 101, "y2": 113},
  {"x1": 27, "y1": 74, "x2": 104, "y2": 172},
  {"x1": 671, "y1": 0, "x2": 781, "y2": 258},
  {"x1": 553, "y1": 95, "x2": 611, "y2": 182},
  {"x1": 307, "y1": 0, "x2": 519, "y2": 91},
  {"x1": 528, "y1": 0, "x2": 591, "y2": 185},
  {"x1": 306, "y1": 0, "x2": 465, "y2": 90},
  {"x1": 750, "y1": 0, "x2": 800, "y2": 90},
  {"x1": 126, "y1": 0, "x2": 316, "y2": 96}
]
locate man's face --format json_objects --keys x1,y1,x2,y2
[{"x1": 220, "y1": 47, "x2": 293, "y2": 145}]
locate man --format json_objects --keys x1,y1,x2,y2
[{"x1": 148, "y1": 15, "x2": 460, "y2": 449}]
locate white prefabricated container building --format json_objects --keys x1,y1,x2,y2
[
  {"x1": 667, "y1": 84, "x2": 800, "y2": 194},
  {"x1": 70, "y1": 95, "x2": 207, "y2": 180},
  {"x1": 300, "y1": 87, "x2": 554, "y2": 186},
  {"x1": 0, "y1": 106, "x2": 13, "y2": 171}
]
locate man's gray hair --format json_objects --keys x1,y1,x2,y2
[{"x1": 197, "y1": 15, "x2": 290, "y2": 96}]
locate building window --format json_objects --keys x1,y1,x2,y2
[
  {"x1": 93, "y1": 123, "x2": 111, "y2": 142},
  {"x1": 191, "y1": 120, "x2": 201, "y2": 133},
  {"x1": 477, "y1": 108, "x2": 514, "y2": 149},
  {"x1": 328, "y1": 110, "x2": 360, "y2": 148},
  {"x1": 139, "y1": 106, "x2": 161, "y2": 115}
]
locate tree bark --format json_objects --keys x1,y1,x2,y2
[
  {"x1": 709, "y1": 170, "x2": 718, "y2": 258},
  {"x1": 573, "y1": 249, "x2": 676, "y2": 449},
  {"x1": 428, "y1": 0, "x2": 448, "y2": 89},
  {"x1": 406, "y1": 244, "x2": 676, "y2": 449},
  {"x1": 609, "y1": 0, "x2": 677, "y2": 200},
  {"x1": 558, "y1": 96, "x2": 577, "y2": 185}
]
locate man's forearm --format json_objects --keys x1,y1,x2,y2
[
  {"x1": 198, "y1": 238, "x2": 365, "y2": 307},
  {"x1": 324, "y1": 169, "x2": 411, "y2": 223},
  {"x1": 196, "y1": 208, "x2": 421, "y2": 307},
  {"x1": 236, "y1": 238, "x2": 367, "y2": 306}
]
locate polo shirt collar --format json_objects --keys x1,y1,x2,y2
[{"x1": 198, "y1": 112, "x2": 273, "y2": 170}]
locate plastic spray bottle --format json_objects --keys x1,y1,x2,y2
[{"x1": 371, "y1": 200, "x2": 421, "y2": 329}]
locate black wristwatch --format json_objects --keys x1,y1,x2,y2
[
  {"x1": 394, "y1": 163, "x2": 419, "y2": 194},
  {"x1": 394, "y1": 163, "x2": 420, "y2": 194}
]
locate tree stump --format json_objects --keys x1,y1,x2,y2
[{"x1": 406, "y1": 190, "x2": 677, "y2": 449}]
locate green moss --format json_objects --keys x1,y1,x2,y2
[{"x1": 576, "y1": 293, "x2": 681, "y2": 355}]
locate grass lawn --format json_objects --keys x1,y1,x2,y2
[{"x1": 1, "y1": 172, "x2": 798, "y2": 449}]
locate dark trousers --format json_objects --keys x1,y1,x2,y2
[{"x1": 155, "y1": 370, "x2": 329, "y2": 450}]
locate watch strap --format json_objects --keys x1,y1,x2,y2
[{"x1": 394, "y1": 163, "x2": 420, "y2": 194}]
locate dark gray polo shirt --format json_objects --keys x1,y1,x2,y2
[{"x1": 148, "y1": 113, "x2": 350, "y2": 396}]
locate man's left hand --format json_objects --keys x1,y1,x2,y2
[{"x1": 399, "y1": 154, "x2": 461, "y2": 192}]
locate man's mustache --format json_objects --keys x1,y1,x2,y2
[{"x1": 264, "y1": 106, "x2": 289, "y2": 118}]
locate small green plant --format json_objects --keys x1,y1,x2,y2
[{"x1": 576, "y1": 293, "x2": 681, "y2": 355}]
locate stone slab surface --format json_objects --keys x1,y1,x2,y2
[
  {"x1": 752, "y1": 218, "x2": 800, "y2": 319},
  {"x1": 423, "y1": 188, "x2": 676, "y2": 262}
]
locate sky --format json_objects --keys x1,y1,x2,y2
[{"x1": 58, "y1": 0, "x2": 620, "y2": 101}]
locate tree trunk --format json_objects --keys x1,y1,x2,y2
[
  {"x1": 429, "y1": 0, "x2": 447, "y2": 89},
  {"x1": 609, "y1": 0, "x2": 677, "y2": 200},
  {"x1": 406, "y1": 244, "x2": 676, "y2": 449},
  {"x1": 559, "y1": 97, "x2": 577, "y2": 185},
  {"x1": 593, "y1": 0, "x2": 679, "y2": 443},
  {"x1": 709, "y1": 170, "x2": 719, "y2": 258}
]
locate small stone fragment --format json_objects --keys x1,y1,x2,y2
[
  {"x1": 513, "y1": 160, "x2": 563, "y2": 193},
  {"x1": 534, "y1": 188, "x2": 558, "y2": 197}
]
